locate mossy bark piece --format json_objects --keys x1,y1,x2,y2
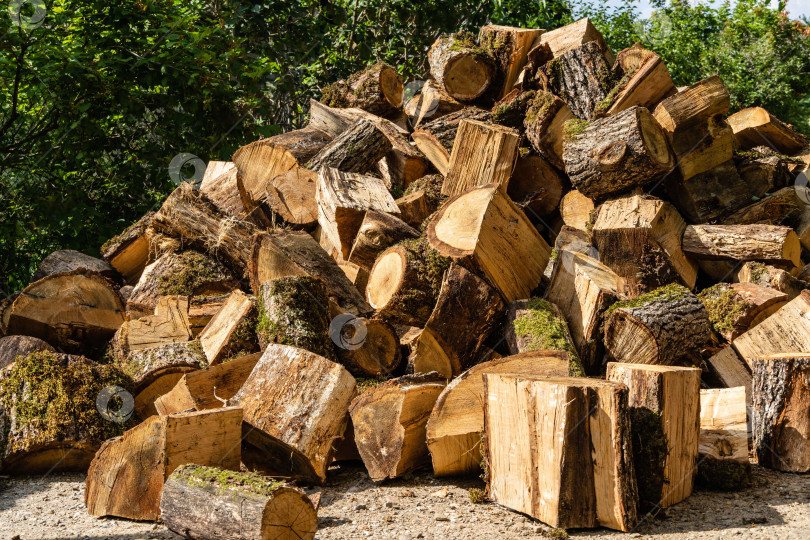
[
  {"x1": 428, "y1": 32, "x2": 495, "y2": 102},
  {"x1": 0, "y1": 335, "x2": 55, "y2": 370},
  {"x1": 479, "y1": 25, "x2": 543, "y2": 100},
  {"x1": 523, "y1": 90, "x2": 574, "y2": 170},
  {"x1": 395, "y1": 174, "x2": 447, "y2": 229},
  {"x1": 737, "y1": 262, "x2": 808, "y2": 301},
  {"x1": 257, "y1": 276, "x2": 334, "y2": 360},
  {"x1": 603, "y1": 284, "x2": 713, "y2": 367},
  {"x1": 320, "y1": 61, "x2": 403, "y2": 115},
  {"x1": 490, "y1": 89, "x2": 536, "y2": 130},
  {"x1": 160, "y1": 464, "x2": 318, "y2": 540},
  {"x1": 698, "y1": 282, "x2": 787, "y2": 341},
  {"x1": 542, "y1": 41, "x2": 614, "y2": 120},
  {"x1": 0, "y1": 351, "x2": 133, "y2": 474}
]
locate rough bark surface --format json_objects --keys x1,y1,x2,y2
[
  {"x1": 543, "y1": 41, "x2": 614, "y2": 120},
  {"x1": 306, "y1": 120, "x2": 392, "y2": 174}
]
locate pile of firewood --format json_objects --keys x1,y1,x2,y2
[{"x1": 3, "y1": 17, "x2": 810, "y2": 537}]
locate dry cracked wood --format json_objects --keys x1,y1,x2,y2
[
  {"x1": 198, "y1": 289, "x2": 258, "y2": 365},
  {"x1": 543, "y1": 41, "x2": 613, "y2": 120},
  {"x1": 112, "y1": 295, "x2": 193, "y2": 362},
  {"x1": 306, "y1": 119, "x2": 392, "y2": 175},
  {"x1": 412, "y1": 107, "x2": 492, "y2": 175},
  {"x1": 539, "y1": 18, "x2": 613, "y2": 64},
  {"x1": 697, "y1": 387, "x2": 751, "y2": 491}
]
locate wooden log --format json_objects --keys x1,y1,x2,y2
[
  {"x1": 484, "y1": 374, "x2": 637, "y2": 531},
  {"x1": 126, "y1": 249, "x2": 237, "y2": 319},
  {"x1": 249, "y1": 230, "x2": 371, "y2": 314},
  {"x1": 682, "y1": 224, "x2": 801, "y2": 268},
  {"x1": 752, "y1": 353, "x2": 810, "y2": 472},
  {"x1": 697, "y1": 387, "x2": 751, "y2": 491},
  {"x1": 705, "y1": 347, "x2": 752, "y2": 392},
  {"x1": 506, "y1": 152, "x2": 567, "y2": 218},
  {"x1": 665, "y1": 160, "x2": 755, "y2": 223},
  {"x1": 7, "y1": 270, "x2": 125, "y2": 356},
  {"x1": 562, "y1": 106, "x2": 674, "y2": 201},
  {"x1": 560, "y1": 189, "x2": 595, "y2": 231},
  {"x1": 320, "y1": 61, "x2": 403, "y2": 115},
  {"x1": 198, "y1": 289, "x2": 258, "y2": 365},
  {"x1": 261, "y1": 168, "x2": 319, "y2": 230},
  {"x1": 428, "y1": 32, "x2": 495, "y2": 101},
  {"x1": 365, "y1": 237, "x2": 450, "y2": 327},
  {"x1": 306, "y1": 120, "x2": 392, "y2": 174},
  {"x1": 411, "y1": 264, "x2": 505, "y2": 378},
  {"x1": 199, "y1": 161, "x2": 244, "y2": 218},
  {"x1": 412, "y1": 107, "x2": 492, "y2": 175},
  {"x1": 112, "y1": 296, "x2": 193, "y2": 362},
  {"x1": 316, "y1": 167, "x2": 400, "y2": 260},
  {"x1": 426, "y1": 351, "x2": 570, "y2": 477},
  {"x1": 653, "y1": 75, "x2": 729, "y2": 135},
  {"x1": 348, "y1": 210, "x2": 419, "y2": 270},
  {"x1": 0, "y1": 351, "x2": 132, "y2": 474},
  {"x1": 372, "y1": 118, "x2": 429, "y2": 189},
  {"x1": 338, "y1": 262, "x2": 369, "y2": 296},
  {"x1": 0, "y1": 335, "x2": 55, "y2": 370},
  {"x1": 32, "y1": 249, "x2": 117, "y2": 283},
  {"x1": 154, "y1": 352, "x2": 261, "y2": 416},
  {"x1": 266, "y1": 126, "x2": 333, "y2": 163},
  {"x1": 490, "y1": 89, "x2": 536, "y2": 130},
  {"x1": 231, "y1": 344, "x2": 356, "y2": 483},
  {"x1": 728, "y1": 107, "x2": 809, "y2": 154},
  {"x1": 349, "y1": 373, "x2": 446, "y2": 481},
  {"x1": 735, "y1": 152, "x2": 792, "y2": 196},
  {"x1": 524, "y1": 91, "x2": 574, "y2": 170},
  {"x1": 542, "y1": 41, "x2": 614, "y2": 120},
  {"x1": 737, "y1": 262, "x2": 808, "y2": 301},
  {"x1": 441, "y1": 119, "x2": 520, "y2": 196},
  {"x1": 669, "y1": 115, "x2": 734, "y2": 182},
  {"x1": 151, "y1": 183, "x2": 257, "y2": 277},
  {"x1": 187, "y1": 293, "x2": 231, "y2": 338},
  {"x1": 122, "y1": 341, "x2": 207, "y2": 418},
  {"x1": 101, "y1": 212, "x2": 153, "y2": 284},
  {"x1": 427, "y1": 184, "x2": 552, "y2": 302},
  {"x1": 606, "y1": 363, "x2": 701, "y2": 508},
  {"x1": 232, "y1": 140, "x2": 299, "y2": 211},
  {"x1": 0, "y1": 292, "x2": 18, "y2": 337},
  {"x1": 160, "y1": 464, "x2": 318, "y2": 540},
  {"x1": 539, "y1": 18, "x2": 614, "y2": 64},
  {"x1": 697, "y1": 282, "x2": 788, "y2": 341},
  {"x1": 591, "y1": 194, "x2": 697, "y2": 295},
  {"x1": 331, "y1": 315, "x2": 402, "y2": 377},
  {"x1": 724, "y1": 187, "x2": 810, "y2": 239},
  {"x1": 307, "y1": 99, "x2": 409, "y2": 140},
  {"x1": 405, "y1": 79, "x2": 464, "y2": 127},
  {"x1": 395, "y1": 183, "x2": 443, "y2": 229},
  {"x1": 479, "y1": 25, "x2": 544, "y2": 99},
  {"x1": 84, "y1": 407, "x2": 242, "y2": 520},
  {"x1": 604, "y1": 284, "x2": 713, "y2": 366},
  {"x1": 545, "y1": 250, "x2": 625, "y2": 374}
]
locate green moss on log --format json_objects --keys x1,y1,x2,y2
[
  {"x1": 157, "y1": 250, "x2": 230, "y2": 296},
  {"x1": 355, "y1": 375, "x2": 390, "y2": 393},
  {"x1": 524, "y1": 92, "x2": 556, "y2": 125},
  {"x1": 403, "y1": 174, "x2": 446, "y2": 209},
  {"x1": 697, "y1": 284, "x2": 751, "y2": 336},
  {"x1": 630, "y1": 407, "x2": 670, "y2": 511},
  {"x1": 491, "y1": 90, "x2": 536, "y2": 130},
  {"x1": 604, "y1": 283, "x2": 691, "y2": 322},
  {"x1": 174, "y1": 464, "x2": 284, "y2": 497},
  {"x1": 395, "y1": 236, "x2": 451, "y2": 315},
  {"x1": 512, "y1": 298, "x2": 584, "y2": 377},
  {"x1": 563, "y1": 119, "x2": 590, "y2": 141},
  {"x1": 695, "y1": 458, "x2": 751, "y2": 492}
]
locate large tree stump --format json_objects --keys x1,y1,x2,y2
[
  {"x1": 752, "y1": 353, "x2": 810, "y2": 472},
  {"x1": 606, "y1": 363, "x2": 701, "y2": 509},
  {"x1": 543, "y1": 41, "x2": 614, "y2": 120},
  {"x1": 524, "y1": 91, "x2": 575, "y2": 170},
  {"x1": 484, "y1": 374, "x2": 637, "y2": 531},
  {"x1": 682, "y1": 224, "x2": 802, "y2": 269},
  {"x1": 348, "y1": 210, "x2": 419, "y2": 271},
  {"x1": 231, "y1": 344, "x2": 356, "y2": 482},
  {"x1": 349, "y1": 373, "x2": 446, "y2": 481},
  {"x1": 198, "y1": 289, "x2": 258, "y2": 365},
  {"x1": 320, "y1": 61, "x2": 403, "y2": 115},
  {"x1": 0, "y1": 335, "x2": 55, "y2": 370},
  {"x1": 306, "y1": 120, "x2": 392, "y2": 174},
  {"x1": 84, "y1": 407, "x2": 242, "y2": 520},
  {"x1": 426, "y1": 351, "x2": 570, "y2": 477},
  {"x1": 697, "y1": 282, "x2": 788, "y2": 341},
  {"x1": 427, "y1": 184, "x2": 552, "y2": 302},
  {"x1": 101, "y1": 212, "x2": 153, "y2": 284},
  {"x1": 697, "y1": 387, "x2": 751, "y2": 491},
  {"x1": 728, "y1": 107, "x2": 809, "y2": 154},
  {"x1": 562, "y1": 106, "x2": 674, "y2": 201},
  {"x1": 411, "y1": 107, "x2": 491, "y2": 175},
  {"x1": 0, "y1": 352, "x2": 132, "y2": 474},
  {"x1": 428, "y1": 32, "x2": 495, "y2": 101},
  {"x1": 604, "y1": 284, "x2": 713, "y2": 366},
  {"x1": 160, "y1": 465, "x2": 318, "y2": 540}
]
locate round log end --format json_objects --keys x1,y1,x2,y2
[
  {"x1": 638, "y1": 107, "x2": 674, "y2": 169},
  {"x1": 444, "y1": 55, "x2": 493, "y2": 101},
  {"x1": 380, "y1": 66, "x2": 404, "y2": 109},
  {"x1": 427, "y1": 184, "x2": 498, "y2": 258},
  {"x1": 263, "y1": 487, "x2": 319, "y2": 540},
  {"x1": 366, "y1": 247, "x2": 408, "y2": 311},
  {"x1": 604, "y1": 310, "x2": 659, "y2": 365}
]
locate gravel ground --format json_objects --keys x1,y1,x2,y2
[{"x1": 1, "y1": 463, "x2": 808, "y2": 540}]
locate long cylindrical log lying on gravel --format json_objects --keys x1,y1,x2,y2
[
  {"x1": 682, "y1": 224, "x2": 802, "y2": 268},
  {"x1": 428, "y1": 32, "x2": 495, "y2": 101}
]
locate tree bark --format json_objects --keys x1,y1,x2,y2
[
  {"x1": 266, "y1": 126, "x2": 332, "y2": 162},
  {"x1": 539, "y1": 18, "x2": 614, "y2": 64},
  {"x1": 306, "y1": 119, "x2": 392, "y2": 174},
  {"x1": 320, "y1": 61, "x2": 403, "y2": 115},
  {"x1": 404, "y1": 79, "x2": 464, "y2": 127},
  {"x1": 428, "y1": 34, "x2": 495, "y2": 101},
  {"x1": 101, "y1": 212, "x2": 153, "y2": 284},
  {"x1": 542, "y1": 41, "x2": 614, "y2": 120},
  {"x1": 348, "y1": 210, "x2": 419, "y2": 270},
  {"x1": 524, "y1": 91, "x2": 574, "y2": 170},
  {"x1": 737, "y1": 262, "x2": 808, "y2": 301},
  {"x1": 507, "y1": 152, "x2": 568, "y2": 218},
  {"x1": 697, "y1": 282, "x2": 787, "y2": 341},
  {"x1": 729, "y1": 106, "x2": 809, "y2": 154},
  {"x1": 479, "y1": 25, "x2": 544, "y2": 99},
  {"x1": 682, "y1": 224, "x2": 801, "y2": 268},
  {"x1": 665, "y1": 160, "x2": 752, "y2": 223},
  {"x1": 332, "y1": 314, "x2": 402, "y2": 377},
  {"x1": 411, "y1": 107, "x2": 491, "y2": 175},
  {"x1": 0, "y1": 335, "x2": 55, "y2": 370},
  {"x1": 33, "y1": 249, "x2": 117, "y2": 283}
]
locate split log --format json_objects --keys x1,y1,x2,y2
[
  {"x1": 7, "y1": 270, "x2": 125, "y2": 355},
  {"x1": 151, "y1": 183, "x2": 257, "y2": 277},
  {"x1": 506, "y1": 152, "x2": 567, "y2": 218},
  {"x1": 320, "y1": 61, "x2": 403, "y2": 115},
  {"x1": 256, "y1": 276, "x2": 333, "y2": 360},
  {"x1": 735, "y1": 152, "x2": 792, "y2": 196},
  {"x1": 484, "y1": 374, "x2": 637, "y2": 531},
  {"x1": 562, "y1": 106, "x2": 674, "y2": 201},
  {"x1": 705, "y1": 347, "x2": 752, "y2": 392},
  {"x1": 697, "y1": 282, "x2": 788, "y2": 341},
  {"x1": 591, "y1": 194, "x2": 697, "y2": 295},
  {"x1": 199, "y1": 161, "x2": 244, "y2": 218},
  {"x1": 306, "y1": 120, "x2": 392, "y2": 174},
  {"x1": 231, "y1": 344, "x2": 356, "y2": 482},
  {"x1": 606, "y1": 363, "x2": 701, "y2": 508},
  {"x1": 427, "y1": 184, "x2": 552, "y2": 302},
  {"x1": 372, "y1": 118, "x2": 429, "y2": 189},
  {"x1": 365, "y1": 236, "x2": 450, "y2": 327},
  {"x1": 604, "y1": 284, "x2": 713, "y2": 366},
  {"x1": 441, "y1": 119, "x2": 520, "y2": 196},
  {"x1": 728, "y1": 107, "x2": 809, "y2": 154},
  {"x1": 101, "y1": 212, "x2": 153, "y2": 284},
  {"x1": 160, "y1": 465, "x2": 318, "y2": 540},
  {"x1": 184, "y1": 293, "x2": 229, "y2": 338},
  {"x1": 539, "y1": 18, "x2": 614, "y2": 64},
  {"x1": 405, "y1": 79, "x2": 463, "y2": 127},
  {"x1": 0, "y1": 292, "x2": 18, "y2": 337},
  {"x1": 266, "y1": 126, "x2": 332, "y2": 163},
  {"x1": 0, "y1": 352, "x2": 132, "y2": 474},
  {"x1": 428, "y1": 33, "x2": 495, "y2": 101},
  {"x1": 697, "y1": 387, "x2": 751, "y2": 491},
  {"x1": 737, "y1": 262, "x2": 808, "y2": 301},
  {"x1": 112, "y1": 296, "x2": 193, "y2": 362},
  {"x1": 479, "y1": 25, "x2": 544, "y2": 99},
  {"x1": 0, "y1": 335, "x2": 55, "y2": 370},
  {"x1": 338, "y1": 262, "x2": 369, "y2": 296},
  {"x1": 542, "y1": 41, "x2": 614, "y2": 120},
  {"x1": 665, "y1": 160, "x2": 755, "y2": 223},
  {"x1": 307, "y1": 99, "x2": 409, "y2": 140},
  {"x1": 349, "y1": 373, "x2": 446, "y2": 481},
  {"x1": 653, "y1": 75, "x2": 729, "y2": 136},
  {"x1": 412, "y1": 107, "x2": 492, "y2": 175},
  {"x1": 199, "y1": 289, "x2": 258, "y2": 365},
  {"x1": 249, "y1": 230, "x2": 371, "y2": 314},
  {"x1": 411, "y1": 263, "x2": 504, "y2": 378},
  {"x1": 560, "y1": 189, "x2": 595, "y2": 231},
  {"x1": 395, "y1": 190, "x2": 440, "y2": 229},
  {"x1": 725, "y1": 187, "x2": 810, "y2": 248},
  {"x1": 524, "y1": 91, "x2": 574, "y2": 169},
  {"x1": 85, "y1": 407, "x2": 242, "y2": 520},
  {"x1": 426, "y1": 351, "x2": 570, "y2": 477},
  {"x1": 122, "y1": 341, "x2": 207, "y2": 418},
  {"x1": 262, "y1": 168, "x2": 319, "y2": 230},
  {"x1": 682, "y1": 224, "x2": 801, "y2": 269},
  {"x1": 232, "y1": 141, "x2": 299, "y2": 211},
  {"x1": 202, "y1": 160, "x2": 236, "y2": 186},
  {"x1": 32, "y1": 249, "x2": 117, "y2": 283},
  {"x1": 348, "y1": 210, "x2": 419, "y2": 270},
  {"x1": 545, "y1": 250, "x2": 625, "y2": 373},
  {"x1": 752, "y1": 353, "x2": 810, "y2": 472},
  {"x1": 331, "y1": 315, "x2": 402, "y2": 377},
  {"x1": 126, "y1": 249, "x2": 237, "y2": 319},
  {"x1": 316, "y1": 167, "x2": 400, "y2": 260}
]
